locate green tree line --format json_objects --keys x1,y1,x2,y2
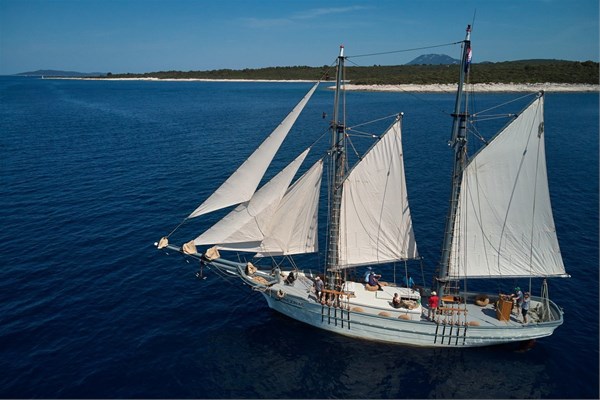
[{"x1": 104, "y1": 60, "x2": 598, "y2": 84}]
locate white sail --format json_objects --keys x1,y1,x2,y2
[
  {"x1": 448, "y1": 96, "x2": 566, "y2": 278},
  {"x1": 188, "y1": 83, "x2": 319, "y2": 218},
  {"x1": 194, "y1": 149, "x2": 311, "y2": 247},
  {"x1": 338, "y1": 118, "x2": 419, "y2": 268},
  {"x1": 256, "y1": 159, "x2": 323, "y2": 256}
]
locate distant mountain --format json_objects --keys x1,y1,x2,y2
[
  {"x1": 15, "y1": 70, "x2": 106, "y2": 77},
  {"x1": 406, "y1": 54, "x2": 460, "y2": 65}
]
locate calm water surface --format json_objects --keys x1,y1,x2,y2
[{"x1": 0, "y1": 77, "x2": 598, "y2": 398}]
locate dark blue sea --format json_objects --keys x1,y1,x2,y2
[{"x1": 0, "y1": 76, "x2": 598, "y2": 399}]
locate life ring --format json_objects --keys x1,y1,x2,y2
[{"x1": 276, "y1": 289, "x2": 285, "y2": 299}]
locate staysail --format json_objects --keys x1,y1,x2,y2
[
  {"x1": 338, "y1": 117, "x2": 419, "y2": 267},
  {"x1": 448, "y1": 95, "x2": 566, "y2": 278},
  {"x1": 256, "y1": 159, "x2": 323, "y2": 256},
  {"x1": 187, "y1": 82, "x2": 319, "y2": 218},
  {"x1": 194, "y1": 148, "x2": 311, "y2": 248},
  {"x1": 198, "y1": 158, "x2": 323, "y2": 256}
]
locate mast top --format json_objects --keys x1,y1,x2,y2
[{"x1": 339, "y1": 45, "x2": 344, "y2": 57}]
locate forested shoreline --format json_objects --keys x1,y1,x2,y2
[{"x1": 101, "y1": 60, "x2": 598, "y2": 84}]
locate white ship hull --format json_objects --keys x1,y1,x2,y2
[{"x1": 255, "y1": 271, "x2": 563, "y2": 348}]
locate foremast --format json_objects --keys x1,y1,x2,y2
[
  {"x1": 437, "y1": 25, "x2": 472, "y2": 298},
  {"x1": 326, "y1": 45, "x2": 347, "y2": 291}
]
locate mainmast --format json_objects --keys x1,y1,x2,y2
[
  {"x1": 326, "y1": 45, "x2": 346, "y2": 290},
  {"x1": 437, "y1": 25, "x2": 472, "y2": 298}
]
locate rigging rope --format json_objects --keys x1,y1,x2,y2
[
  {"x1": 166, "y1": 218, "x2": 189, "y2": 239},
  {"x1": 346, "y1": 41, "x2": 463, "y2": 59},
  {"x1": 471, "y1": 92, "x2": 538, "y2": 117},
  {"x1": 343, "y1": 57, "x2": 457, "y2": 118},
  {"x1": 345, "y1": 133, "x2": 363, "y2": 162},
  {"x1": 540, "y1": 279, "x2": 551, "y2": 321},
  {"x1": 347, "y1": 113, "x2": 399, "y2": 130},
  {"x1": 346, "y1": 129, "x2": 378, "y2": 138}
]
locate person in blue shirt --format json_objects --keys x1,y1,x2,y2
[
  {"x1": 363, "y1": 267, "x2": 372, "y2": 283},
  {"x1": 368, "y1": 271, "x2": 382, "y2": 290},
  {"x1": 403, "y1": 273, "x2": 415, "y2": 289}
]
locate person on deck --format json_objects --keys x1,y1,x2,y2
[
  {"x1": 314, "y1": 276, "x2": 324, "y2": 302},
  {"x1": 284, "y1": 270, "x2": 297, "y2": 285},
  {"x1": 403, "y1": 273, "x2": 415, "y2": 289},
  {"x1": 392, "y1": 293, "x2": 402, "y2": 308},
  {"x1": 511, "y1": 286, "x2": 524, "y2": 316},
  {"x1": 428, "y1": 291, "x2": 439, "y2": 321},
  {"x1": 521, "y1": 292, "x2": 531, "y2": 323},
  {"x1": 368, "y1": 271, "x2": 382, "y2": 290},
  {"x1": 363, "y1": 267, "x2": 373, "y2": 283}
]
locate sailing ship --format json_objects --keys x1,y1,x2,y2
[{"x1": 156, "y1": 26, "x2": 568, "y2": 347}]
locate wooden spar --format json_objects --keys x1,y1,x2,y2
[
  {"x1": 437, "y1": 25, "x2": 472, "y2": 299},
  {"x1": 326, "y1": 45, "x2": 346, "y2": 290}
]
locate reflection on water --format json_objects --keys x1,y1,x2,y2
[{"x1": 198, "y1": 309, "x2": 556, "y2": 398}]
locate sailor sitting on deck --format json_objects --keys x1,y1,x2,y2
[
  {"x1": 392, "y1": 293, "x2": 402, "y2": 308},
  {"x1": 284, "y1": 270, "x2": 297, "y2": 285},
  {"x1": 367, "y1": 271, "x2": 383, "y2": 291}
]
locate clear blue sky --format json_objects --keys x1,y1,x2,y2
[{"x1": 1, "y1": 0, "x2": 598, "y2": 75}]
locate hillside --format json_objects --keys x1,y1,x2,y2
[
  {"x1": 103, "y1": 60, "x2": 599, "y2": 85},
  {"x1": 406, "y1": 54, "x2": 460, "y2": 65},
  {"x1": 16, "y1": 70, "x2": 105, "y2": 77}
]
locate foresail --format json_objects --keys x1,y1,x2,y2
[
  {"x1": 256, "y1": 159, "x2": 323, "y2": 256},
  {"x1": 338, "y1": 118, "x2": 419, "y2": 268},
  {"x1": 194, "y1": 149, "x2": 311, "y2": 247},
  {"x1": 211, "y1": 158, "x2": 323, "y2": 256},
  {"x1": 188, "y1": 82, "x2": 319, "y2": 218},
  {"x1": 448, "y1": 95, "x2": 567, "y2": 278}
]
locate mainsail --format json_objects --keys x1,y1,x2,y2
[
  {"x1": 188, "y1": 82, "x2": 319, "y2": 218},
  {"x1": 448, "y1": 95, "x2": 566, "y2": 278},
  {"x1": 338, "y1": 117, "x2": 419, "y2": 267}
]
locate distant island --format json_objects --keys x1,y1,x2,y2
[
  {"x1": 16, "y1": 69, "x2": 105, "y2": 77},
  {"x1": 406, "y1": 54, "x2": 460, "y2": 65},
  {"x1": 17, "y1": 54, "x2": 599, "y2": 85}
]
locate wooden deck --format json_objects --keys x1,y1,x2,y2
[{"x1": 274, "y1": 272, "x2": 543, "y2": 328}]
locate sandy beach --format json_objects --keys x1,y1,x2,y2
[
  {"x1": 77, "y1": 77, "x2": 598, "y2": 92},
  {"x1": 340, "y1": 82, "x2": 599, "y2": 93}
]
